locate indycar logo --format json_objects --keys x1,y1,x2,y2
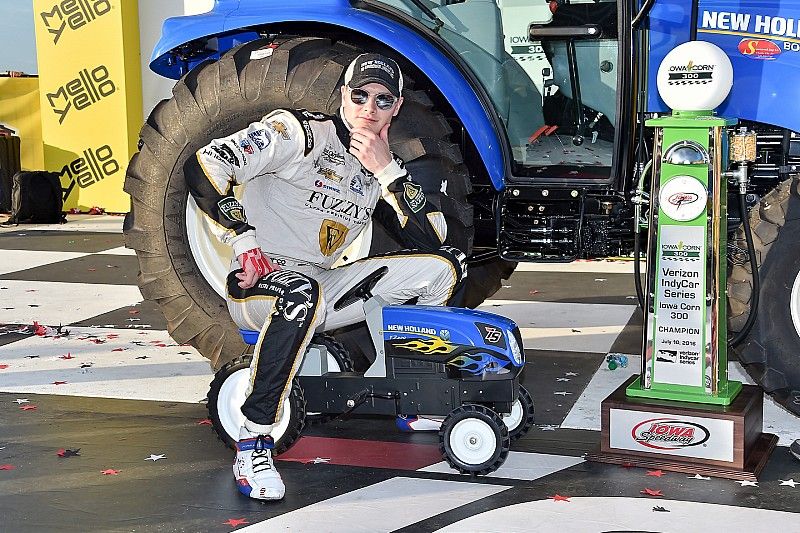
[
  {"x1": 319, "y1": 219, "x2": 349, "y2": 256},
  {"x1": 269, "y1": 121, "x2": 291, "y2": 140},
  {"x1": 738, "y1": 38, "x2": 781, "y2": 60},
  {"x1": 632, "y1": 418, "x2": 710, "y2": 450},
  {"x1": 403, "y1": 182, "x2": 426, "y2": 213},
  {"x1": 239, "y1": 138, "x2": 254, "y2": 155},
  {"x1": 217, "y1": 198, "x2": 247, "y2": 223}
]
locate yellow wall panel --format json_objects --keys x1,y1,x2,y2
[
  {"x1": 33, "y1": 0, "x2": 142, "y2": 212},
  {"x1": 0, "y1": 78, "x2": 44, "y2": 171}
]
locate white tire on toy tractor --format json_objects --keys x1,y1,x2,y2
[{"x1": 440, "y1": 404, "x2": 510, "y2": 476}]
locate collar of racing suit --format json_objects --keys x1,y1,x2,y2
[{"x1": 334, "y1": 109, "x2": 351, "y2": 150}]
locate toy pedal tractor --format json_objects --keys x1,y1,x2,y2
[{"x1": 207, "y1": 267, "x2": 534, "y2": 475}]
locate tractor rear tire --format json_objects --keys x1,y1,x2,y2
[
  {"x1": 124, "y1": 37, "x2": 512, "y2": 371},
  {"x1": 728, "y1": 176, "x2": 800, "y2": 416}
]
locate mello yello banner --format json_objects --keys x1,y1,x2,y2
[{"x1": 33, "y1": 0, "x2": 142, "y2": 212}]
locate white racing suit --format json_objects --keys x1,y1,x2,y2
[{"x1": 185, "y1": 109, "x2": 466, "y2": 432}]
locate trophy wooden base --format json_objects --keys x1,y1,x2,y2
[{"x1": 585, "y1": 376, "x2": 778, "y2": 481}]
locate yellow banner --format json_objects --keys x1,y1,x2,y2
[
  {"x1": 33, "y1": 0, "x2": 142, "y2": 212},
  {"x1": 0, "y1": 77, "x2": 44, "y2": 170}
]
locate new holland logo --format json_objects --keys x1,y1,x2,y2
[
  {"x1": 46, "y1": 65, "x2": 116, "y2": 124},
  {"x1": 218, "y1": 198, "x2": 247, "y2": 223},
  {"x1": 632, "y1": 418, "x2": 710, "y2": 450},
  {"x1": 40, "y1": 0, "x2": 112, "y2": 45},
  {"x1": 59, "y1": 144, "x2": 119, "y2": 201},
  {"x1": 319, "y1": 219, "x2": 349, "y2": 256}
]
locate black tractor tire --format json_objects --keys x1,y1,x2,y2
[
  {"x1": 728, "y1": 176, "x2": 800, "y2": 416},
  {"x1": 124, "y1": 36, "x2": 512, "y2": 371},
  {"x1": 207, "y1": 355, "x2": 305, "y2": 454}
]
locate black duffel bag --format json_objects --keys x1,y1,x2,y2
[{"x1": 3, "y1": 171, "x2": 64, "y2": 225}]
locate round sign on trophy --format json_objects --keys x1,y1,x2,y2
[{"x1": 656, "y1": 41, "x2": 733, "y2": 111}]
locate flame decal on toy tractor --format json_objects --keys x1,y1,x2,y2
[
  {"x1": 448, "y1": 352, "x2": 511, "y2": 375},
  {"x1": 393, "y1": 335, "x2": 457, "y2": 355}
]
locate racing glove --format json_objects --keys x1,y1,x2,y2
[{"x1": 237, "y1": 248, "x2": 278, "y2": 279}]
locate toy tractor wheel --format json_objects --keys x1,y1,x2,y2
[
  {"x1": 124, "y1": 36, "x2": 515, "y2": 372},
  {"x1": 440, "y1": 404, "x2": 510, "y2": 476},
  {"x1": 501, "y1": 384, "x2": 535, "y2": 441},
  {"x1": 728, "y1": 176, "x2": 800, "y2": 416},
  {"x1": 206, "y1": 356, "x2": 306, "y2": 454},
  {"x1": 306, "y1": 333, "x2": 354, "y2": 424}
]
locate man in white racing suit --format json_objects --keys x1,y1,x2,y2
[{"x1": 184, "y1": 53, "x2": 466, "y2": 501}]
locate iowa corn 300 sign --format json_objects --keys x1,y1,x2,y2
[{"x1": 33, "y1": 0, "x2": 142, "y2": 212}]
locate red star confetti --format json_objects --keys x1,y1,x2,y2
[
  {"x1": 59, "y1": 353, "x2": 74, "y2": 360},
  {"x1": 0, "y1": 464, "x2": 16, "y2": 470},
  {"x1": 529, "y1": 289, "x2": 540, "y2": 295},
  {"x1": 33, "y1": 322, "x2": 47, "y2": 336},
  {"x1": 52, "y1": 381, "x2": 67, "y2": 385},
  {"x1": 20, "y1": 405, "x2": 37, "y2": 411},
  {"x1": 640, "y1": 488, "x2": 663, "y2": 497},
  {"x1": 223, "y1": 518, "x2": 249, "y2": 528},
  {"x1": 111, "y1": 348, "x2": 127, "y2": 352},
  {"x1": 548, "y1": 494, "x2": 570, "y2": 502},
  {"x1": 106, "y1": 334, "x2": 119, "y2": 339},
  {"x1": 620, "y1": 462, "x2": 635, "y2": 469},
  {"x1": 150, "y1": 340, "x2": 163, "y2": 344},
  {"x1": 197, "y1": 418, "x2": 212, "y2": 425},
  {"x1": 101, "y1": 469, "x2": 120, "y2": 475},
  {"x1": 0, "y1": 365, "x2": 8, "y2": 370},
  {"x1": 57, "y1": 448, "x2": 81, "y2": 458},
  {"x1": 87, "y1": 268, "x2": 96, "y2": 272},
  {"x1": 129, "y1": 310, "x2": 140, "y2": 315},
  {"x1": 646, "y1": 470, "x2": 666, "y2": 477}
]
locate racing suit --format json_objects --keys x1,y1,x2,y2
[{"x1": 185, "y1": 108, "x2": 466, "y2": 433}]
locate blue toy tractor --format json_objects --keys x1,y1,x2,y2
[
  {"x1": 206, "y1": 267, "x2": 533, "y2": 475},
  {"x1": 126, "y1": 0, "x2": 800, "y2": 445}
]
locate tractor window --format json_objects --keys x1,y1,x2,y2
[{"x1": 363, "y1": 0, "x2": 620, "y2": 179}]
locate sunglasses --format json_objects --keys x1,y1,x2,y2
[{"x1": 348, "y1": 87, "x2": 397, "y2": 110}]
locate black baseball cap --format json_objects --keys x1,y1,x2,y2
[{"x1": 344, "y1": 53, "x2": 404, "y2": 97}]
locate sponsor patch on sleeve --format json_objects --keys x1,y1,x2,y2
[
  {"x1": 403, "y1": 182, "x2": 426, "y2": 213},
  {"x1": 217, "y1": 198, "x2": 247, "y2": 223},
  {"x1": 247, "y1": 129, "x2": 271, "y2": 150}
]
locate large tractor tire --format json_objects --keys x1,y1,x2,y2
[
  {"x1": 728, "y1": 176, "x2": 800, "y2": 416},
  {"x1": 124, "y1": 37, "x2": 513, "y2": 370}
]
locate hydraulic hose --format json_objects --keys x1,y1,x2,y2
[
  {"x1": 729, "y1": 190, "x2": 760, "y2": 347},
  {"x1": 633, "y1": 159, "x2": 652, "y2": 310}
]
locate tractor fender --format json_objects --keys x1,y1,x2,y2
[{"x1": 149, "y1": 1, "x2": 506, "y2": 191}]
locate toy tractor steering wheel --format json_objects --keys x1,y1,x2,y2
[{"x1": 333, "y1": 266, "x2": 389, "y2": 312}]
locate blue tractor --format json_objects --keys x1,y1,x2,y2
[{"x1": 125, "y1": 0, "x2": 800, "y2": 462}]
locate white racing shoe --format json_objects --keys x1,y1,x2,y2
[{"x1": 233, "y1": 427, "x2": 285, "y2": 500}]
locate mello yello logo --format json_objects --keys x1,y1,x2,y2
[
  {"x1": 40, "y1": 0, "x2": 112, "y2": 45},
  {"x1": 46, "y1": 65, "x2": 116, "y2": 124},
  {"x1": 60, "y1": 144, "x2": 120, "y2": 201}
]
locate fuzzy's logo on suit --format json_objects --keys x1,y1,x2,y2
[
  {"x1": 218, "y1": 198, "x2": 247, "y2": 223},
  {"x1": 319, "y1": 219, "x2": 349, "y2": 256}
]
